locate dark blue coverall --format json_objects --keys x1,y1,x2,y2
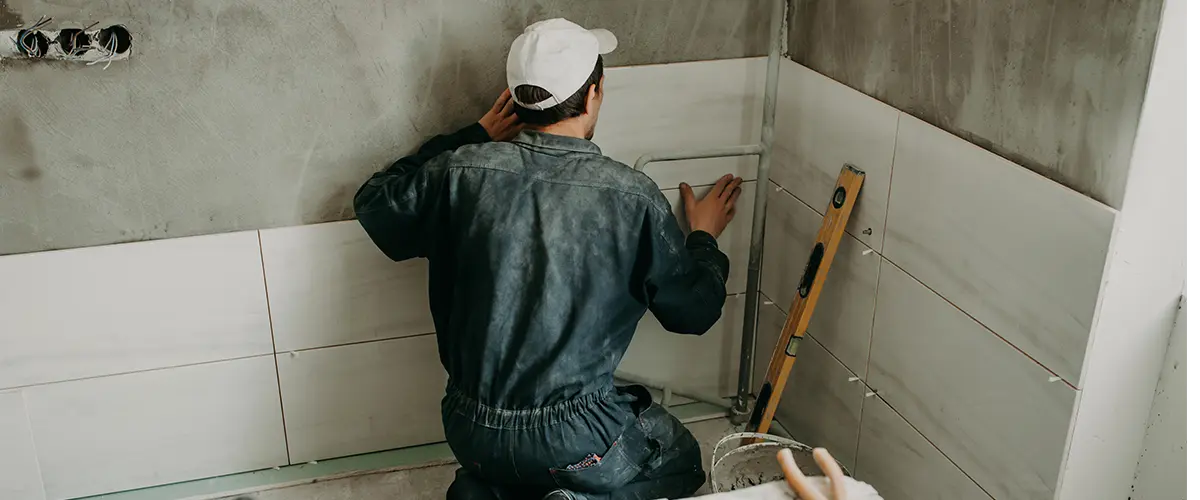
[{"x1": 354, "y1": 123, "x2": 730, "y2": 499}]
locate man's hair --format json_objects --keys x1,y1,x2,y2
[{"x1": 513, "y1": 56, "x2": 604, "y2": 126}]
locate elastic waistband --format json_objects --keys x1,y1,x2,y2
[{"x1": 444, "y1": 385, "x2": 615, "y2": 430}]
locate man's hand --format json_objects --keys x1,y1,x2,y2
[
  {"x1": 681, "y1": 174, "x2": 743, "y2": 239},
  {"x1": 478, "y1": 89, "x2": 523, "y2": 141}
]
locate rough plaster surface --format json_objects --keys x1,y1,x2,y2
[
  {"x1": 787, "y1": 0, "x2": 1163, "y2": 207},
  {"x1": 0, "y1": 0, "x2": 771, "y2": 255}
]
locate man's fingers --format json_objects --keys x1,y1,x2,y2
[
  {"x1": 724, "y1": 178, "x2": 743, "y2": 200},
  {"x1": 725, "y1": 186, "x2": 742, "y2": 210},
  {"x1": 500, "y1": 97, "x2": 517, "y2": 117},
  {"x1": 711, "y1": 175, "x2": 732, "y2": 200},
  {"x1": 492, "y1": 88, "x2": 512, "y2": 112},
  {"x1": 680, "y1": 183, "x2": 696, "y2": 208}
]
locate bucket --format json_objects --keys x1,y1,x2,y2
[{"x1": 708, "y1": 433, "x2": 850, "y2": 494}]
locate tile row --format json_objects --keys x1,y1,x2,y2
[
  {"x1": 769, "y1": 58, "x2": 1115, "y2": 385},
  {"x1": 0, "y1": 357, "x2": 286, "y2": 500},
  {"x1": 753, "y1": 256, "x2": 1078, "y2": 499},
  {"x1": 0, "y1": 300, "x2": 753, "y2": 500},
  {"x1": 759, "y1": 175, "x2": 1079, "y2": 498}
]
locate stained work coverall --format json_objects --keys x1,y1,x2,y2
[{"x1": 354, "y1": 122, "x2": 730, "y2": 499}]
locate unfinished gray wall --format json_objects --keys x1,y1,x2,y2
[
  {"x1": 0, "y1": 0, "x2": 771, "y2": 255},
  {"x1": 788, "y1": 0, "x2": 1163, "y2": 207}
]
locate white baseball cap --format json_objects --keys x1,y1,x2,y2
[{"x1": 506, "y1": 18, "x2": 618, "y2": 111}]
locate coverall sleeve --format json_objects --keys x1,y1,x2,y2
[
  {"x1": 353, "y1": 123, "x2": 491, "y2": 261},
  {"x1": 640, "y1": 197, "x2": 731, "y2": 335}
]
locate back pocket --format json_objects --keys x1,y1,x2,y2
[{"x1": 549, "y1": 420, "x2": 653, "y2": 494}]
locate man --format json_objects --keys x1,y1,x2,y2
[{"x1": 354, "y1": 18, "x2": 743, "y2": 499}]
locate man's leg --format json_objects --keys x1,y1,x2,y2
[
  {"x1": 447, "y1": 467, "x2": 500, "y2": 500},
  {"x1": 556, "y1": 402, "x2": 705, "y2": 500},
  {"x1": 615, "y1": 403, "x2": 706, "y2": 499}
]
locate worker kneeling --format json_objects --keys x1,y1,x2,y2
[{"x1": 354, "y1": 18, "x2": 743, "y2": 500}]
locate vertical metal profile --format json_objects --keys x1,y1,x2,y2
[
  {"x1": 733, "y1": 0, "x2": 787, "y2": 418},
  {"x1": 627, "y1": 0, "x2": 787, "y2": 418}
]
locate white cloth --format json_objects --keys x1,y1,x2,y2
[{"x1": 687, "y1": 478, "x2": 883, "y2": 499}]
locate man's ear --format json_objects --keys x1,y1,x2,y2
[
  {"x1": 584, "y1": 85, "x2": 598, "y2": 116},
  {"x1": 584, "y1": 76, "x2": 605, "y2": 115}
]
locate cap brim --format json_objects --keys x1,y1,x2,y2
[{"x1": 590, "y1": 28, "x2": 618, "y2": 55}]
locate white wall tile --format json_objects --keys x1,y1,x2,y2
[
  {"x1": 770, "y1": 61, "x2": 899, "y2": 250},
  {"x1": 640, "y1": 157, "x2": 761, "y2": 191},
  {"x1": 276, "y1": 335, "x2": 447, "y2": 463},
  {"x1": 0, "y1": 232, "x2": 272, "y2": 390},
  {"x1": 869, "y1": 262, "x2": 1076, "y2": 500},
  {"x1": 661, "y1": 182, "x2": 756, "y2": 294},
  {"x1": 24, "y1": 357, "x2": 287, "y2": 500},
  {"x1": 594, "y1": 58, "x2": 765, "y2": 188},
  {"x1": 884, "y1": 114, "x2": 1116, "y2": 384},
  {"x1": 619, "y1": 294, "x2": 745, "y2": 399},
  {"x1": 0, "y1": 391, "x2": 43, "y2": 500},
  {"x1": 751, "y1": 296, "x2": 774, "y2": 390},
  {"x1": 761, "y1": 184, "x2": 880, "y2": 376},
  {"x1": 260, "y1": 221, "x2": 435, "y2": 352},
  {"x1": 753, "y1": 302, "x2": 862, "y2": 469},
  {"x1": 856, "y1": 397, "x2": 990, "y2": 500}
]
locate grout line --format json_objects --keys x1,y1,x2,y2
[
  {"x1": 854, "y1": 236, "x2": 887, "y2": 476},
  {"x1": 771, "y1": 180, "x2": 872, "y2": 250},
  {"x1": 757, "y1": 294, "x2": 864, "y2": 475},
  {"x1": 657, "y1": 178, "x2": 758, "y2": 194},
  {"x1": 0, "y1": 354, "x2": 274, "y2": 392},
  {"x1": 879, "y1": 112, "x2": 900, "y2": 255},
  {"x1": 286, "y1": 332, "x2": 438, "y2": 354},
  {"x1": 257, "y1": 231, "x2": 291, "y2": 465},
  {"x1": 760, "y1": 287, "x2": 859, "y2": 379},
  {"x1": 881, "y1": 257, "x2": 1079, "y2": 390},
  {"x1": 870, "y1": 394, "x2": 996, "y2": 498},
  {"x1": 18, "y1": 389, "x2": 49, "y2": 500}
]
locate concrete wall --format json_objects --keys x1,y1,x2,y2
[
  {"x1": 787, "y1": 0, "x2": 1163, "y2": 207},
  {"x1": 0, "y1": 0, "x2": 771, "y2": 255}
]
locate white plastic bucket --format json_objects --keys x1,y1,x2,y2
[{"x1": 708, "y1": 432, "x2": 849, "y2": 494}]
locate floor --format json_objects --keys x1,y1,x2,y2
[{"x1": 214, "y1": 418, "x2": 741, "y2": 500}]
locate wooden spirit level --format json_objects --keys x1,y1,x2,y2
[{"x1": 744, "y1": 164, "x2": 865, "y2": 440}]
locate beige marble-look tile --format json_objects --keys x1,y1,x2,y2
[
  {"x1": 868, "y1": 262, "x2": 1077, "y2": 500},
  {"x1": 277, "y1": 335, "x2": 447, "y2": 464},
  {"x1": 855, "y1": 397, "x2": 990, "y2": 500},
  {"x1": 593, "y1": 58, "x2": 765, "y2": 188},
  {"x1": 770, "y1": 60, "x2": 899, "y2": 250},
  {"x1": 24, "y1": 356, "x2": 287, "y2": 500},
  {"x1": 0, "y1": 232, "x2": 273, "y2": 390},
  {"x1": 639, "y1": 156, "x2": 761, "y2": 191},
  {"x1": 0, "y1": 391, "x2": 43, "y2": 500},
  {"x1": 884, "y1": 113, "x2": 1116, "y2": 384},
  {"x1": 661, "y1": 181, "x2": 756, "y2": 294},
  {"x1": 260, "y1": 221, "x2": 435, "y2": 352},
  {"x1": 760, "y1": 184, "x2": 880, "y2": 376},
  {"x1": 751, "y1": 302, "x2": 862, "y2": 470},
  {"x1": 619, "y1": 294, "x2": 745, "y2": 399}
]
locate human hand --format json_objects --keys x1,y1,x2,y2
[
  {"x1": 478, "y1": 89, "x2": 523, "y2": 141},
  {"x1": 681, "y1": 174, "x2": 743, "y2": 239}
]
